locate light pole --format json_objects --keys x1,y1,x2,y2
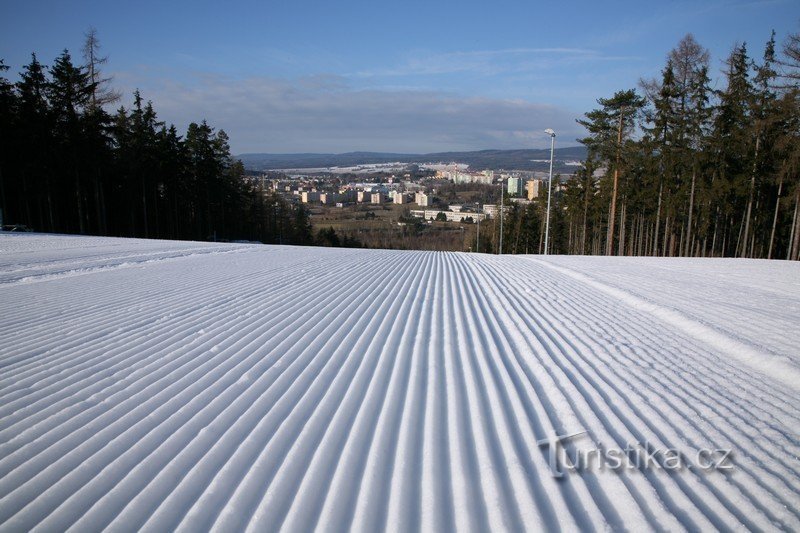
[
  {"x1": 544, "y1": 128, "x2": 556, "y2": 255},
  {"x1": 476, "y1": 214, "x2": 480, "y2": 253},
  {"x1": 499, "y1": 176, "x2": 505, "y2": 254}
]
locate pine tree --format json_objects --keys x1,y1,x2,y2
[
  {"x1": 0, "y1": 59, "x2": 16, "y2": 226},
  {"x1": 577, "y1": 89, "x2": 645, "y2": 255},
  {"x1": 47, "y1": 50, "x2": 95, "y2": 233}
]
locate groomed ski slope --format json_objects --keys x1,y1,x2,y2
[{"x1": 1, "y1": 234, "x2": 799, "y2": 532}]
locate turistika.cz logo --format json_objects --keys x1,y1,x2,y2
[{"x1": 537, "y1": 430, "x2": 734, "y2": 478}]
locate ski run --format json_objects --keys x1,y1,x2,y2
[{"x1": 1, "y1": 233, "x2": 799, "y2": 532}]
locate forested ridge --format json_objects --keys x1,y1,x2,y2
[
  {"x1": 501, "y1": 31, "x2": 799, "y2": 259},
  {"x1": 0, "y1": 31, "x2": 313, "y2": 245}
]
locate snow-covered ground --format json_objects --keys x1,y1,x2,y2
[{"x1": 1, "y1": 234, "x2": 799, "y2": 531}]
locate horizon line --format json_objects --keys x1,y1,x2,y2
[{"x1": 235, "y1": 145, "x2": 585, "y2": 156}]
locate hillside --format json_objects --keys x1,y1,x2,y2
[
  {"x1": 236, "y1": 146, "x2": 588, "y2": 173},
  {"x1": 1, "y1": 234, "x2": 799, "y2": 530}
]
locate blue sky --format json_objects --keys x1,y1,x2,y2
[{"x1": 2, "y1": 0, "x2": 798, "y2": 153}]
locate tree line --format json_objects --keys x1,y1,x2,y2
[
  {"x1": 0, "y1": 30, "x2": 314, "y2": 245},
  {"x1": 497, "y1": 30, "x2": 800, "y2": 260}
]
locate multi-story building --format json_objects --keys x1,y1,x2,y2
[
  {"x1": 319, "y1": 193, "x2": 339, "y2": 205},
  {"x1": 410, "y1": 210, "x2": 487, "y2": 222},
  {"x1": 301, "y1": 191, "x2": 320, "y2": 203},
  {"x1": 414, "y1": 192, "x2": 432, "y2": 206},
  {"x1": 394, "y1": 193, "x2": 408, "y2": 205},
  {"x1": 482, "y1": 204, "x2": 509, "y2": 219},
  {"x1": 507, "y1": 177, "x2": 523, "y2": 196},
  {"x1": 526, "y1": 179, "x2": 542, "y2": 200},
  {"x1": 371, "y1": 192, "x2": 386, "y2": 204}
]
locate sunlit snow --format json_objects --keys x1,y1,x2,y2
[{"x1": 1, "y1": 234, "x2": 799, "y2": 531}]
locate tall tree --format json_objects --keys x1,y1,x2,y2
[
  {"x1": 0, "y1": 59, "x2": 15, "y2": 225},
  {"x1": 15, "y1": 54, "x2": 54, "y2": 230},
  {"x1": 577, "y1": 89, "x2": 645, "y2": 255},
  {"x1": 47, "y1": 50, "x2": 95, "y2": 233},
  {"x1": 82, "y1": 27, "x2": 120, "y2": 110}
]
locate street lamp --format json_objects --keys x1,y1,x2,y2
[
  {"x1": 476, "y1": 214, "x2": 480, "y2": 253},
  {"x1": 544, "y1": 128, "x2": 556, "y2": 255},
  {"x1": 499, "y1": 175, "x2": 505, "y2": 254}
]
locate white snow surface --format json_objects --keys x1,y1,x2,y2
[{"x1": 1, "y1": 233, "x2": 799, "y2": 532}]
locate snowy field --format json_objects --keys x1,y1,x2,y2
[{"x1": 1, "y1": 233, "x2": 799, "y2": 531}]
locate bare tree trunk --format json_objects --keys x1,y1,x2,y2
[
  {"x1": 0, "y1": 165, "x2": 6, "y2": 225},
  {"x1": 789, "y1": 188, "x2": 800, "y2": 261},
  {"x1": 668, "y1": 227, "x2": 676, "y2": 257},
  {"x1": 75, "y1": 170, "x2": 86, "y2": 234},
  {"x1": 721, "y1": 222, "x2": 728, "y2": 258},
  {"x1": 735, "y1": 214, "x2": 745, "y2": 257},
  {"x1": 653, "y1": 181, "x2": 663, "y2": 256},
  {"x1": 538, "y1": 216, "x2": 545, "y2": 254},
  {"x1": 581, "y1": 189, "x2": 589, "y2": 255},
  {"x1": 568, "y1": 218, "x2": 574, "y2": 254},
  {"x1": 21, "y1": 172, "x2": 33, "y2": 226},
  {"x1": 711, "y1": 207, "x2": 720, "y2": 256},
  {"x1": 606, "y1": 111, "x2": 624, "y2": 256},
  {"x1": 741, "y1": 134, "x2": 761, "y2": 257},
  {"x1": 618, "y1": 201, "x2": 626, "y2": 256},
  {"x1": 768, "y1": 175, "x2": 783, "y2": 259},
  {"x1": 685, "y1": 169, "x2": 696, "y2": 257},
  {"x1": 639, "y1": 215, "x2": 645, "y2": 256},
  {"x1": 45, "y1": 179, "x2": 55, "y2": 231},
  {"x1": 142, "y1": 178, "x2": 149, "y2": 238}
]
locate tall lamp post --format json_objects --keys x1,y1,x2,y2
[
  {"x1": 544, "y1": 128, "x2": 556, "y2": 255},
  {"x1": 476, "y1": 215, "x2": 480, "y2": 253},
  {"x1": 499, "y1": 176, "x2": 505, "y2": 254}
]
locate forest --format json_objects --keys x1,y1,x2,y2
[
  {"x1": 0, "y1": 31, "x2": 313, "y2": 245},
  {"x1": 499, "y1": 30, "x2": 800, "y2": 260}
]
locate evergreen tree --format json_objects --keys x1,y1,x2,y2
[
  {"x1": 577, "y1": 89, "x2": 645, "y2": 255},
  {"x1": 0, "y1": 59, "x2": 16, "y2": 225},
  {"x1": 47, "y1": 50, "x2": 95, "y2": 233}
]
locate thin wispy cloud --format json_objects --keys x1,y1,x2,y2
[
  {"x1": 356, "y1": 47, "x2": 639, "y2": 78},
  {"x1": 115, "y1": 72, "x2": 584, "y2": 153}
]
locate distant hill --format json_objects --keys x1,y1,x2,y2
[{"x1": 235, "y1": 146, "x2": 588, "y2": 173}]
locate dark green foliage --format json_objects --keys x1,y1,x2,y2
[
  {"x1": 314, "y1": 226, "x2": 363, "y2": 248},
  {"x1": 0, "y1": 44, "x2": 314, "y2": 246},
  {"x1": 553, "y1": 31, "x2": 800, "y2": 259}
]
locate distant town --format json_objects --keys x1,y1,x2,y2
[{"x1": 248, "y1": 160, "x2": 581, "y2": 251}]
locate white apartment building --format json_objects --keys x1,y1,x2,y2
[
  {"x1": 414, "y1": 192, "x2": 432, "y2": 206},
  {"x1": 507, "y1": 177, "x2": 523, "y2": 196},
  {"x1": 410, "y1": 210, "x2": 487, "y2": 222}
]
